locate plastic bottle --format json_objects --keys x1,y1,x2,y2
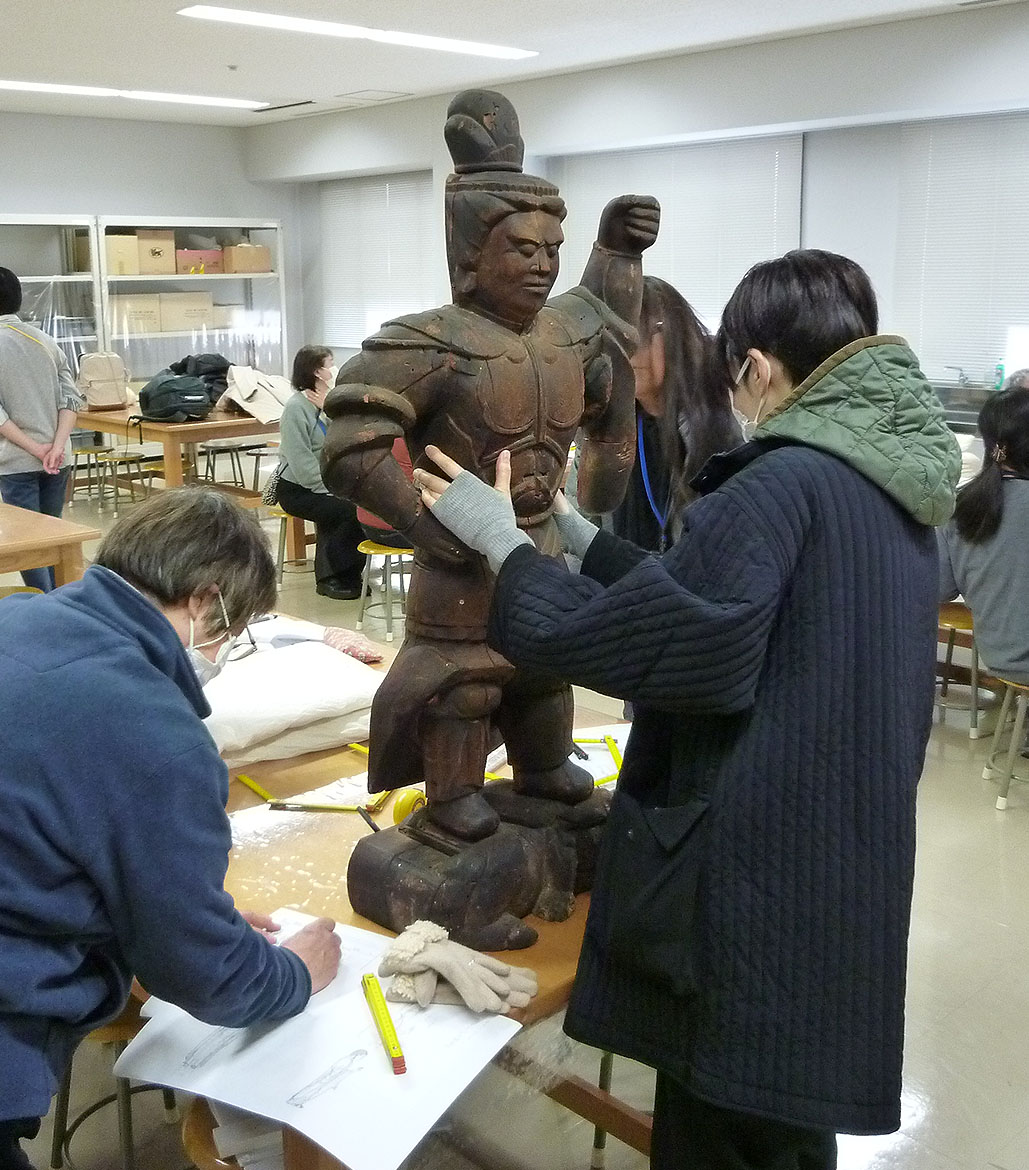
[{"x1": 994, "y1": 360, "x2": 1005, "y2": 390}]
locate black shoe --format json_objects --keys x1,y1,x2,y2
[{"x1": 316, "y1": 577, "x2": 364, "y2": 601}]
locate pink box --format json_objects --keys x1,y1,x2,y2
[{"x1": 175, "y1": 248, "x2": 224, "y2": 275}]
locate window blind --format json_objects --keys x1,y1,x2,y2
[
  {"x1": 546, "y1": 136, "x2": 803, "y2": 329},
  {"x1": 893, "y1": 112, "x2": 1029, "y2": 384},
  {"x1": 320, "y1": 171, "x2": 436, "y2": 348}
]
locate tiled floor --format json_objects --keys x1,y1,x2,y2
[{"x1": 7, "y1": 486, "x2": 1029, "y2": 1170}]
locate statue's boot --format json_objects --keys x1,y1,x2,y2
[
  {"x1": 513, "y1": 758, "x2": 595, "y2": 804},
  {"x1": 425, "y1": 790, "x2": 500, "y2": 841},
  {"x1": 499, "y1": 676, "x2": 595, "y2": 806}
]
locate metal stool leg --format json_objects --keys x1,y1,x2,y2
[
  {"x1": 383, "y1": 554, "x2": 395, "y2": 642},
  {"x1": 969, "y1": 639, "x2": 980, "y2": 739},
  {"x1": 995, "y1": 694, "x2": 1029, "y2": 811},
  {"x1": 276, "y1": 516, "x2": 287, "y2": 586},
  {"x1": 50, "y1": 1060, "x2": 73, "y2": 1169},
  {"x1": 114, "y1": 1047, "x2": 135, "y2": 1170},
  {"x1": 356, "y1": 554, "x2": 372, "y2": 631},
  {"x1": 940, "y1": 628, "x2": 956, "y2": 700}
]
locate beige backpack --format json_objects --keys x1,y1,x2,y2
[{"x1": 77, "y1": 351, "x2": 130, "y2": 411}]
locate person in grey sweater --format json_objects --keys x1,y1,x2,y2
[
  {"x1": 275, "y1": 345, "x2": 365, "y2": 600},
  {"x1": 938, "y1": 387, "x2": 1029, "y2": 684},
  {"x1": 0, "y1": 268, "x2": 84, "y2": 591}
]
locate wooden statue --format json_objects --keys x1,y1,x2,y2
[{"x1": 323, "y1": 89, "x2": 658, "y2": 945}]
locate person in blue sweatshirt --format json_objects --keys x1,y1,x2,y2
[{"x1": 0, "y1": 488, "x2": 341, "y2": 1170}]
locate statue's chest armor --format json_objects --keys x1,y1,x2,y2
[{"x1": 471, "y1": 333, "x2": 583, "y2": 440}]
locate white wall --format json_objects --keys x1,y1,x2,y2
[
  {"x1": 241, "y1": 2, "x2": 1029, "y2": 335},
  {"x1": 800, "y1": 125, "x2": 907, "y2": 330},
  {"x1": 0, "y1": 110, "x2": 307, "y2": 353},
  {"x1": 243, "y1": 4, "x2": 1029, "y2": 182}
]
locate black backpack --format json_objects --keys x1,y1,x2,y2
[{"x1": 138, "y1": 372, "x2": 214, "y2": 423}]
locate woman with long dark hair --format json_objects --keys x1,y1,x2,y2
[
  {"x1": 939, "y1": 386, "x2": 1029, "y2": 683},
  {"x1": 275, "y1": 345, "x2": 366, "y2": 599},
  {"x1": 609, "y1": 276, "x2": 740, "y2": 551}
]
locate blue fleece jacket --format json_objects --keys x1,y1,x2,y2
[{"x1": 0, "y1": 567, "x2": 310, "y2": 1120}]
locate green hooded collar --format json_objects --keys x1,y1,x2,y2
[{"x1": 754, "y1": 335, "x2": 961, "y2": 526}]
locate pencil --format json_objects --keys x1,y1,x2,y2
[
  {"x1": 357, "y1": 806, "x2": 380, "y2": 832},
  {"x1": 267, "y1": 801, "x2": 362, "y2": 813},
  {"x1": 362, "y1": 973, "x2": 406, "y2": 1074},
  {"x1": 236, "y1": 773, "x2": 275, "y2": 803}
]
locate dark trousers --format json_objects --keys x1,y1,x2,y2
[
  {"x1": 0, "y1": 469, "x2": 72, "y2": 591},
  {"x1": 276, "y1": 477, "x2": 365, "y2": 586},
  {"x1": 0, "y1": 1118, "x2": 40, "y2": 1170},
  {"x1": 651, "y1": 1075, "x2": 837, "y2": 1170}
]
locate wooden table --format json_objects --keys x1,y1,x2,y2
[
  {"x1": 0, "y1": 502, "x2": 100, "y2": 586},
  {"x1": 76, "y1": 407, "x2": 278, "y2": 504},
  {"x1": 214, "y1": 712, "x2": 650, "y2": 1170}
]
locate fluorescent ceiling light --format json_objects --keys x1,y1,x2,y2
[
  {"x1": 178, "y1": 5, "x2": 538, "y2": 60},
  {"x1": 0, "y1": 78, "x2": 266, "y2": 109}
]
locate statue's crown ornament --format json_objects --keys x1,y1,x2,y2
[{"x1": 444, "y1": 90, "x2": 524, "y2": 174}]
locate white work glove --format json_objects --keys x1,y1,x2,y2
[{"x1": 378, "y1": 920, "x2": 538, "y2": 1014}]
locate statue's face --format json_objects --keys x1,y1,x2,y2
[{"x1": 471, "y1": 210, "x2": 564, "y2": 326}]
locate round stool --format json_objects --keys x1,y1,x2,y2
[
  {"x1": 938, "y1": 601, "x2": 985, "y2": 738},
  {"x1": 356, "y1": 539, "x2": 414, "y2": 642},
  {"x1": 982, "y1": 677, "x2": 1029, "y2": 810}
]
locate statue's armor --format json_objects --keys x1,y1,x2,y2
[
  {"x1": 332, "y1": 291, "x2": 618, "y2": 642},
  {"x1": 324, "y1": 288, "x2": 637, "y2": 811}
]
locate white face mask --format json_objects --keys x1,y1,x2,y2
[
  {"x1": 187, "y1": 591, "x2": 237, "y2": 687},
  {"x1": 729, "y1": 354, "x2": 768, "y2": 441}
]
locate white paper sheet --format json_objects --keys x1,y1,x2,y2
[{"x1": 116, "y1": 914, "x2": 520, "y2": 1170}]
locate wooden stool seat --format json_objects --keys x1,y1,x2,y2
[
  {"x1": 356, "y1": 539, "x2": 414, "y2": 642},
  {"x1": 982, "y1": 677, "x2": 1029, "y2": 810},
  {"x1": 181, "y1": 1098, "x2": 239, "y2": 1170}
]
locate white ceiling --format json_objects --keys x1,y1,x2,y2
[{"x1": 0, "y1": 0, "x2": 1022, "y2": 127}]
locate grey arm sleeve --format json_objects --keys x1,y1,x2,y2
[
  {"x1": 554, "y1": 507, "x2": 601, "y2": 560},
  {"x1": 429, "y1": 472, "x2": 533, "y2": 574}
]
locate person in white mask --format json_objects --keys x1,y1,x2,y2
[
  {"x1": 274, "y1": 345, "x2": 366, "y2": 601},
  {"x1": 0, "y1": 488, "x2": 340, "y2": 1170},
  {"x1": 413, "y1": 250, "x2": 962, "y2": 1170}
]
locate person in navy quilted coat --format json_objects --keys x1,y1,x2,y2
[{"x1": 415, "y1": 250, "x2": 961, "y2": 1169}]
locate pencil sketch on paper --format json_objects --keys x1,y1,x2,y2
[
  {"x1": 287, "y1": 1049, "x2": 369, "y2": 1107},
  {"x1": 183, "y1": 1028, "x2": 236, "y2": 1069}
]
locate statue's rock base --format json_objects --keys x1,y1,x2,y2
[{"x1": 347, "y1": 782, "x2": 611, "y2": 951}]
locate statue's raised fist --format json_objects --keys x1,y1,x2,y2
[{"x1": 597, "y1": 195, "x2": 660, "y2": 256}]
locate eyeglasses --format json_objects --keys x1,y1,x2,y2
[{"x1": 227, "y1": 621, "x2": 259, "y2": 662}]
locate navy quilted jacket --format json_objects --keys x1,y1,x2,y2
[{"x1": 488, "y1": 338, "x2": 960, "y2": 1134}]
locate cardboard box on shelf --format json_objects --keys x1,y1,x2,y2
[
  {"x1": 108, "y1": 294, "x2": 161, "y2": 335},
  {"x1": 159, "y1": 291, "x2": 214, "y2": 332},
  {"x1": 176, "y1": 248, "x2": 224, "y2": 275},
  {"x1": 222, "y1": 243, "x2": 272, "y2": 273},
  {"x1": 137, "y1": 230, "x2": 176, "y2": 275},
  {"x1": 211, "y1": 304, "x2": 245, "y2": 330},
  {"x1": 105, "y1": 235, "x2": 140, "y2": 276}
]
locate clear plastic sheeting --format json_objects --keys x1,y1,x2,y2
[{"x1": 19, "y1": 280, "x2": 97, "y2": 377}]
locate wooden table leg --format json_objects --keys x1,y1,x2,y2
[
  {"x1": 164, "y1": 438, "x2": 185, "y2": 487},
  {"x1": 54, "y1": 545, "x2": 85, "y2": 587}
]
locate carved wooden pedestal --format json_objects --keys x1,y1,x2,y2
[{"x1": 347, "y1": 783, "x2": 611, "y2": 950}]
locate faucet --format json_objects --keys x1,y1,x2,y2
[{"x1": 944, "y1": 365, "x2": 970, "y2": 387}]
